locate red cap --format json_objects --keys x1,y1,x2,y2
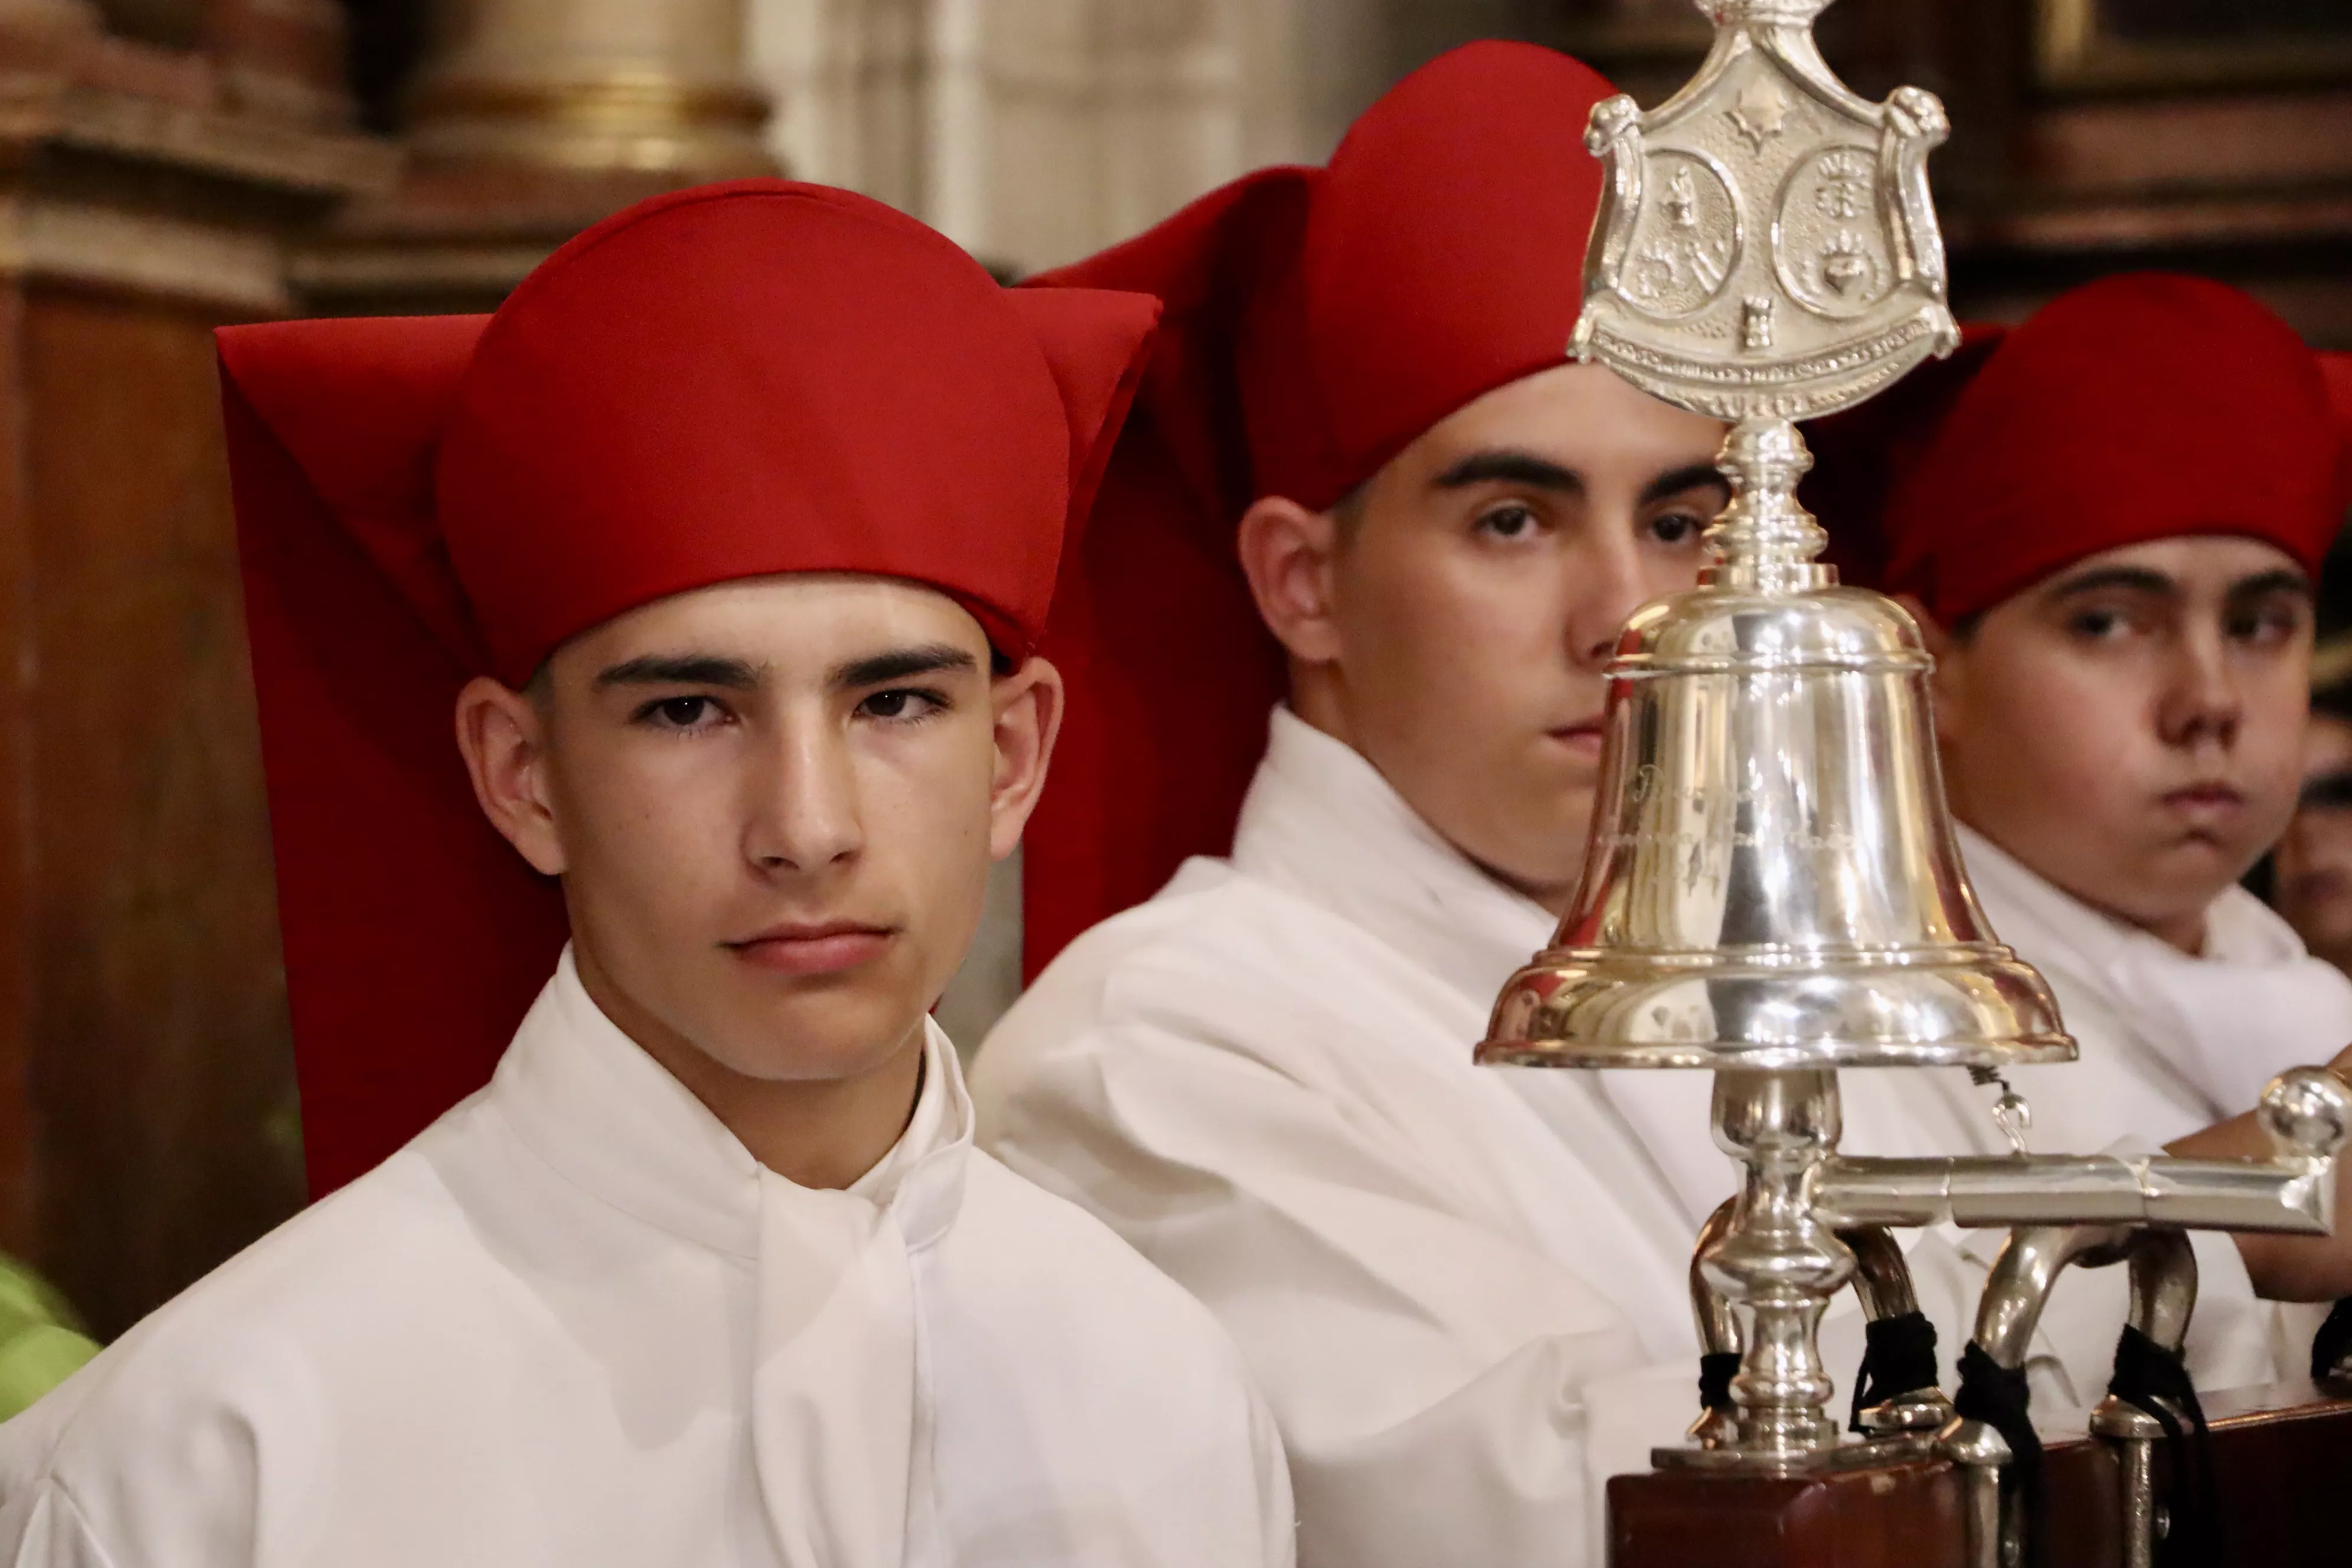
[
  {"x1": 1018, "y1": 42, "x2": 1620, "y2": 975},
  {"x1": 2325, "y1": 350, "x2": 2352, "y2": 505},
  {"x1": 219, "y1": 180, "x2": 1159, "y2": 1194},
  {"x1": 1816, "y1": 273, "x2": 2346, "y2": 627}
]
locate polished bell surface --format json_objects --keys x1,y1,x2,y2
[
  {"x1": 1471, "y1": 0, "x2": 2073, "y2": 1077},
  {"x1": 1479, "y1": 536, "x2": 2073, "y2": 1074}
]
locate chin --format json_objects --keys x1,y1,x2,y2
[
  {"x1": 2160, "y1": 832, "x2": 2261, "y2": 887},
  {"x1": 2113, "y1": 854, "x2": 2243, "y2": 934},
  {"x1": 1474, "y1": 840, "x2": 1585, "y2": 910},
  {"x1": 697, "y1": 985, "x2": 928, "y2": 1084}
]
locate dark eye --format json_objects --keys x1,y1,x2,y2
[
  {"x1": 858, "y1": 688, "x2": 943, "y2": 722},
  {"x1": 648, "y1": 695, "x2": 714, "y2": 728},
  {"x1": 1648, "y1": 509, "x2": 1709, "y2": 547},
  {"x1": 2067, "y1": 608, "x2": 2126, "y2": 641},
  {"x1": 1476, "y1": 503, "x2": 1538, "y2": 541},
  {"x1": 2227, "y1": 600, "x2": 2305, "y2": 646}
]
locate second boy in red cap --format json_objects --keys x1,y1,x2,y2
[
  {"x1": 974, "y1": 43, "x2": 1905, "y2": 1568},
  {"x1": 0, "y1": 183, "x2": 1293, "y2": 1568}
]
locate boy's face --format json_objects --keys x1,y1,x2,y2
[
  {"x1": 1243, "y1": 361, "x2": 1727, "y2": 910},
  {"x1": 1925, "y1": 536, "x2": 2313, "y2": 947},
  {"x1": 459, "y1": 574, "x2": 1057, "y2": 1087}
]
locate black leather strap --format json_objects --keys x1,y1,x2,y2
[
  {"x1": 2108, "y1": 1324, "x2": 2222, "y2": 1566},
  {"x1": 1848, "y1": 1309, "x2": 1939, "y2": 1433},
  {"x1": 2309, "y1": 1296, "x2": 2352, "y2": 1384},
  {"x1": 1697, "y1": 1350, "x2": 1742, "y2": 1415},
  {"x1": 1955, "y1": 1340, "x2": 2046, "y2": 1568}
]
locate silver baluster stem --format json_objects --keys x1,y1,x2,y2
[
  {"x1": 1702, "y1": 418, "x2": 1831, "y2": 594},
  {"x1": 1706, "y1": 1069, "x2": 1853, "y2": 1459}
]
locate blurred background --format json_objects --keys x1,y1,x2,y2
[{"x1": 0, "y1": 0, "x2": 2345, "y2": 1343}]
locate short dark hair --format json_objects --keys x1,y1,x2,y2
[{"x1": 1327, "y1": 482, "x2": 1369, "y2": 541}]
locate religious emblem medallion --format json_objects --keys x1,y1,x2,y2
[{"x1": 1574, "y1": 0, "x2": 1959, "y2": 422}]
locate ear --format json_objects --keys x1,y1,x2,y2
[
  {"x1": 453, "y1": 675, "x2": 567, "y2": 876},
  {"x1": 1236, "y1": 494, "x2": 1345, "y2": 665},
  {"x1": 987, "y1": 655, "x2": 1067, "y2": 860},
  {"x1": 1898, "y1": 592, "x2": 1969, "y2": 748}
]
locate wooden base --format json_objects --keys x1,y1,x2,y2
[{"x1": 1610, "y1": 1380, "x2": 2352, "y2": 1568}]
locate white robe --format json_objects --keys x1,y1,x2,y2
[
  {"x1": 0, "y1": 950, "x2": 1295, "y2": 1568},
  {"x1": 974, "y1": 709, "x2": 2115, "y2": 1568},
  {"x1": 1960, "y1": 824, "x2": 2352, "y2": 1148}
]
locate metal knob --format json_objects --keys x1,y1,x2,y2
[{"x1": 2259, "y1": 1066, "x2": 2352, "y2": 1166}]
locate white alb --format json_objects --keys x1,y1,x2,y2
[
  {"x1": 978, "y1": 709, "x2": 2274, "y2": 1568},
  {"x1": 0, "y1": 948, "x2": 1295, "y2": 1568}
]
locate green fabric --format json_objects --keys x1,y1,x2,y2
[{"x1": 0, "y1": 1255, "x2": 97, "y2": 1422}]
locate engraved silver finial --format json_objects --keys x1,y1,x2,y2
[{"x1": 1572, "y1": 0, "x2": 1959, "y2": 427}]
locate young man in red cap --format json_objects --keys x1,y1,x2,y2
[
  {"x1": 1811, "y1": 273, "x2": 2352, "y2": 1311},
  {"x1": 0, "y1": 182, "x2": 1294, "y2": 1567},
  {"x1": 968, "y1": 43, "x2": 1967, "y2": 1568}
]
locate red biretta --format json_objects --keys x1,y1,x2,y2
[{"x1": 0, "y1": 181, "x2": 1294, "y2": 1568}]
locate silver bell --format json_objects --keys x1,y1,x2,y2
[{"x1": 1480, "y1": 428, "x2": 2072, "y2": 1075}]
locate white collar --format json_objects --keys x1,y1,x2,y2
[
  {"x1": 1960, "y1": 820, "x2": 2312, "y2": 971},
  {"x1": 1959, "y1": 823, "x2": 2352, "y2": 1113},
  {"x1": 1227, "y1": 707, "x2": 1560, "y2": 1008},
  {"x1": 490, "y1": 946, "x2": 971, "y2": 1259}
]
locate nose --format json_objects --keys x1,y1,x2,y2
[
  {"x1": 2155, "y1": 624, "x2": 2241, "y2": 752},
  {"x1": 743, "y1": 711, "x2": 863, "y2": 874},
  {"x1": 1567, "y1": 531, "x2": 1662, "y2": 671}
]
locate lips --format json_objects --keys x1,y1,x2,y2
[
  {"x1": 724, "y1": 921, "x2": 896, "y2": 977},
  {"x1": 2160, "y1": 783, "x2": 2246, "y2": 821},
  {"x1": 1550, "y1": 717, "x2": 1606, "y2": 754}
]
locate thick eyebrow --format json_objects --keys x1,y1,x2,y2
[
  {"x1": 593, "y1": 653, "x2": 760, "y2": 691},
  {"x1": 2044, "y1": 566, "x2": 2178, "y2": 602},
  {"x1": 831, "y1": 643, "x2": 979, "y2": 693},
  {"x1": 1431, "y1": 450, "x2": 1582, "y2": 494},
  {"x1": 2042, "y1": 564, "x2": 2315, "y2": 607},
  {"x1": 2226, "y1": 568, "x2": 2314, "y2": 603},
  {"x1": 1639, "y1": 463, "x2": 1731, "y2": 507}
]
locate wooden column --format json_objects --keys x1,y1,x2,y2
[
  {"x1": 408, "y1": 0, "x2": 769, "y2": 177},
  {"x1": 297, "y1": 0, "x2": 771, "y2": 319},
  {"x1": 0, "y1": 0, "x2": 389, "y2": 1337}
]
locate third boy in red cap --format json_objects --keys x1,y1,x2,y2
[{"x1": 1815, "y1": 273, "x2": 2352, "y2": 1313}]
